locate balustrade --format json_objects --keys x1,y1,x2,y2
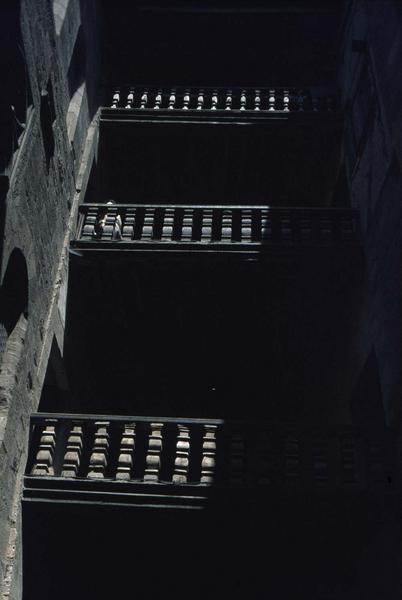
[
  {"x1": 74, "y1": 204, "x2": 360, "y2": 249},
  {"x1": 27, "y1": 414, "x2": 395, "y2": 491},
  {"x1": 106, "y1": 86, "x2": 338, "y2": 113}
]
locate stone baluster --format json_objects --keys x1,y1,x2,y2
[
  {"x1": 221, "y1": 210, "x2": 232, "y2": 242},
  {"x1": 196, "y1": 90, "x2": 204, "y2": 110},
  {"x1": 87, "y1": 422, "x2": 110, "y2": 479},
  {"x1": 122, "y1": 207, "x2": 135, "y2": 239},
  {"x1": 81, "y1": 206, "x2": 99, "y2": 239},
  {"x1": 299, "y1": 433, "x2": 314, "y2": 489},
  {"x1": 257, "y1": 429, "x2": 272, "y2": 485},
  {"x1": 154, "y1": 90, "x2": 162, "y2": 110},
  {"x1": 182, "y1": 89, "x2": 190, "y2": 110},
  {"x1": 201, "y1": 209, "x2": 213, "y2": 242},
  {"x1": 297, "y1": 91, "x2": 305, "y2": 111},
  {"x1": 312, "y1": 436, "x2": 329, "y2": 488},
  {"x1": 125, "y1": 89, "x2": 134, "y2": 109},
  {"x1": 173, "y1": 425, "x2": 190, "y2": 484},
  {"x1": 340, "y1": 433, "x2": 357, "y2": 486},
  {"x1": 140, "y1": 90, "x2": 148, "y2": 109},
  {"x1": 312, "y1": 96, "x2": 319, "y2": 112},
  {"x1": 254, "y1": 89, "x2": 261, "y2": 111},
  {"x1": 142, "y1": 207, "x2": 155, "y2": 241},
  {"x1": 240, "y1": 89, "x2": 247, "y2": 110},
  {"x1": 283, "y1": 89, "x2": 290, "y2": 112},
  {"x1": 241, "y1": 209, "x2": 252, "y2": 242},
  {"x1": 261, "y1": 208, "x2": 272, "y2": 242},
  {"x1": 225, "y1": 90, "x2": 232, "y2": 110},
  {"x1": 111, "y1": 89, "x2": 120, "y2": 108},
  {"x1": 201, "y1": 425, "x2": 217, "y2": 483},
  {"x1": 161, "y1": 207, "x2": 175, "y2": 241},
  {"x1": 281, "y1": 209, "x2": 292, "y2": 241},
  {"x1": 355, "y1": 436, "x2": 368, "y2": 489},
  {"x1": 268, "y1": 89, "x2": 276, "y2": 111},
  {"x1": 144, "y1": 423, "x2": 163, "y2": 481},
  {"x1": 31, "y1": 420, "x2": 57, "y2": 476},
  {"x1": 61, "y1": 423, "x2": 84, "y2": 478},
  {"x1": 284, "y1": 430, "x2": 300, "y2": 487},
  {"x1": 181, "y1": 208, "x2": 193, "y2": 241},
  {"x1": 229, "y1": 432, "x2": 246, "y2": 484},
  {"x1": 168, "y1": 89, "x2": 176, "y2": 110},
  {"x1": 211, "y1": 90, "x2": 218, "y2": 110},
  {"x1": 367, "y1": 437, "x2": 385, "y2": 486},
  {"x1": 116, "y1": 423, "x2": 136, "y2": 480},
  {"x1": 326, "y1": 96, "x2": 334, "y2": 112}
]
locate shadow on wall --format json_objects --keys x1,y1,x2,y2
[
  {"x1": 0, "y1": 2, "x2": 33, "y2": 269},
  {"x1": 0, "y1": 248, "x2": 29, "y2": 366},
  {"x1": 66, "y1": 23, "x2": 86, "y2": 144},
  {"x1": 0, "y1": 1, "x2": 32, "y2": 177},
  {"x1": 38, "y1": 336, "x2": 70, "y2": 412},
  {"x1": 66, "y1": 14, "x2": 99, "y2": 167}
]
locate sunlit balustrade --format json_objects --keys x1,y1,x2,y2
[
  {"x1": 107, "y1": 86, "x2": 337, "y2": 113},
  {"x1": 25, "y1": 413, "x2": 396, "y2": 495},
  {"x1": 73, "y1": 204, "x2": 360, "y2": 252}
]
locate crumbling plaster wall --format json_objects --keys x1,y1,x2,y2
[
  {"x1": 0, "y1": 1, "x2": 99, "y2": 598},
  {"x1": 339, "y1": 0, "x2": 402, "y2": 428}
]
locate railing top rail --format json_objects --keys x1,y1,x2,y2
[
  {"x1": 30, "y1": 412, "x2": 386, "y2": 435},
  {"x1": 107, "y1": 84, "x2": 338, "y2": 92},
  {"x1": 30, "y1": 412, "x2": 224, "y2": 426},
  {"x1": 79, "y1": 203, "x2": 358, "y2": 214}
]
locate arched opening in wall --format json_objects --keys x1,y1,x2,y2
[
  {"x1": 66, "y1": 26, "x2": 87, "y2": 145},
  {"x1": 350, "y1": 349, "x2": 384, "y2": 427},
  {"x1": 38, "y1": 337, "x2": 70, "y2": 412},
  {"x1": 0, "y1": 248, "x2": 28, "y2": 365},
  {"x1": 40, "y1": 79, "x2": 56, "y2": 170},
  {"x1": 0, "y1": 1, "x2": 33, "y2": 176}
]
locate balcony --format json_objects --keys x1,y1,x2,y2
[
  {"x1": 103, "y1": 86, "x2": 338, "y2": 123},
  {"x1": 71, "y1": 204, "x2": 360, "y2": 257},
  {"x1": 25, "y1": 413, "x2": 391, "y2": 598},
  {"x1": 24, "y1": 413, "x2": 396, "y2": 511},
  {"x1": 95, "y1": 84, "x2": 343, "y2": 206}
]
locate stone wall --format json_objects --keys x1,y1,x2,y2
[
  {"x1": 339, "y1": 0, "x2": 402, "y2": 428},
  {"x1": 0, "y1": 1, "x2": 99, "y2": 597}
]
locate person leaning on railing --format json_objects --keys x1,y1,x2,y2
[{"x1": 93, "y1": 200, "x2": 122, "y2": 240}]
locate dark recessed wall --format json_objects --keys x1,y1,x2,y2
[{"x1": 99, "y1": 1, "x2": 342, "y2": 89}]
